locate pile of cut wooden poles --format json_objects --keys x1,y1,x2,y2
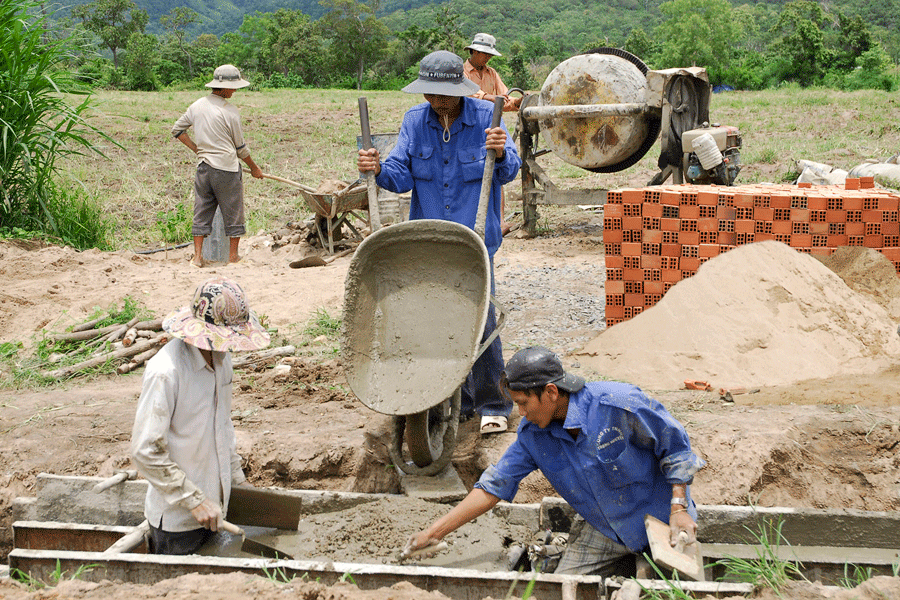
[
  {"x1": 43, "y1": 315, "x2": 299, "y2": 379},
  {"x1": 44, "y1": 318, "x2": 167, "y2": 379}
]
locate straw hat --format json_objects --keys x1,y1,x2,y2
[
  {"x1": 465, "y1": 33, "x2": 502, "y2": 57},
  {"x1": 401, "y1": 51, "x2": 480, "y2": 96},
  {"x1": 205, "y1": 64, "x2": 250, "y2": 89},
  {"x1": 163, "y1": 277, "x2": 270, "y2": 352}
]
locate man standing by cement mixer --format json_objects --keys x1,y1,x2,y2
[
  {"x1": 357, "y1": 50, "x2": 521, "y2": 436},
  {"x1": 463, "y1": 32, "x2": 522, "y2": 235}
]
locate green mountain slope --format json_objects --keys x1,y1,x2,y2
[{"x1": 72, "y1": 0, "x2": 900, "y2": 53}]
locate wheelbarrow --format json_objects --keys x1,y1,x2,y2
[
  {"x1": 260, "y1": 172, "x2": 369, "y2": 254},
  {"x1": 342, "y1": 97, "x2": 506, "y2": 476}
]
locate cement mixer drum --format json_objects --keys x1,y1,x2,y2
[{"x1": 538, "y1": 48, "x2": 660, "y2": 172}]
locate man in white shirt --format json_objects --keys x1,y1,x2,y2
[
  {"x1": 131, "y1": 277, "x2": 270, "y2": 554},
  {"x1": 172, "y1": 64, "x2": 263, "y2": 267}
]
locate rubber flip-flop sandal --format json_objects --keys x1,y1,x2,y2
[{"x1": 480, "y1": 415, "x2": 508, "y2": 435}]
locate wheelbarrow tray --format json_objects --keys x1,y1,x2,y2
[
  {"x1": 342, "y1": 219, "x2": 490, "y2": 416},
  {"x1": 298, "y1": 184, "x2": 368, "y2": 218}
]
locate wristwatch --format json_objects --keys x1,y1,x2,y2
[{"x1": 671, "y1": 497, "x2": 688, "y2": 507}]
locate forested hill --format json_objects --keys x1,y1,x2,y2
[{"x1": 127, "y1": 0, "x2": 899, "y2": 50}]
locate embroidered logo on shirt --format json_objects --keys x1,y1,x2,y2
[{"x1": 595, "y1": 426, "x2": 625, "y2": 462}]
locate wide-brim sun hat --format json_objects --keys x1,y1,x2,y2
[
  {"x1": 205, "y1": 64, "x2": 251, "y2": 89},
  {"x1": 401, "y1": 50, "x2": 480, "y2": 96},
  {"x1": 466, "y1": 33, "x2": 502, "y2": 57},
  {"x1": 163, "y1": 277, "x2": 270, "y2": 352},
  {"x1": 503, "y1": 346, "x2": 586, "y2": 394}
]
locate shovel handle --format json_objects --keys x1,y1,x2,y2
[
  {"x1": 221, "y1": 520, "x2": 244, "y2": 536},
  {"x1": 475, "y1": 96, "x2": 506, "y2": 239},
  {"x1": 358, "y1": 97, "x2": 382, "y2": 233}
]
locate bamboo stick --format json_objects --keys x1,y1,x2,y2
[
  {"x1": 47, "y1": 335, "x2": 166, "y2": 379},
  {"x1": 231, "y1": 345, "x2": 297, "y2": 368},
  {"x1": 101, "y1": 317, "x2": 141, "y2": 345},
  {"x1": 48, "y1": 324, "x2": 121, "y2": 343},
  {"x1": 71, "y1": 315, "x2": 109, "y2": 333},
  {"x1": 116, "y1": 344, "x2": 162, "y2": 374},
  {"x1": 133, "y1": 319, "x2": 163, "y2": 331},
  {"x1": 122, "y1": 328, "x2": 138, "y2": 347}
]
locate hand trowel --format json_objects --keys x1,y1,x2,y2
[
  {"x1": 644, "y1": 514, "x2": 705, "y2": 581},
  {"x1": 222, "y1": 520, "x2": 294, "y2": 560}
]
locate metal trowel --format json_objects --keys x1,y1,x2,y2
[
  {"x1": 222, "y1": 521, "x2": 293, "y2": 560},
  {"x1": 644, "y1": 514, "x2": 705, "y2": 581}
]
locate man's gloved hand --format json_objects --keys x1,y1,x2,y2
[
  {"x1": 669, "y1": 510, "x2": 698, "y2": 548},
  {"x1": 190, "y1": 498, "x2": 223, "y2": 531}
]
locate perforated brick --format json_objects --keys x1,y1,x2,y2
[
  {"x1": 755, "y1": 221, "x2": 773, "y2": 234},
  {"x1": 641, "y1": 242, "x2": 661, "y2": 256}
]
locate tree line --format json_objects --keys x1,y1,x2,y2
[{"x1": 56, "y1": 0, "x2": 898, "y2": 93}]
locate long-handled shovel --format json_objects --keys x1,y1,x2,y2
[
  {"x1": 358, "y1": 97, "x2": 382, "y2": 233},
  {"x1": 475, "y1": 97, "x2": 506, "y2": 239}
]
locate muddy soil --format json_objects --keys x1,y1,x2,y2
[{"x1": 1, "y1": 208, "x2": 899, "y2": 598}]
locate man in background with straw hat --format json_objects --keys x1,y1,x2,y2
[
  {"x1": 131, "y1": 277, "x2": 270, "y2": 554},
  {"x1": 173, "y1": 64, "x2": 263, "y2": 267},
  {"x1": 463, "y1": 33, "x2": 522, "y2": 236},
  {"x1": 357, "y1": 50, "x2": 521, "y2": 436}
]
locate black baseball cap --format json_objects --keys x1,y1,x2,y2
[{"x1": 503, "y1": 346, "x2": 585, "y2": 394}]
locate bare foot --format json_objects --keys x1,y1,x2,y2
[
  {"x1": 190, "y1": 257, "x2": 204, "y2": 268},
  {"x1": 501, "y1": 222, "x2": 513, "y2": 236}
]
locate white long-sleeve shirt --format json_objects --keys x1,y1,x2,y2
[
  {"x1": 171, "y1": 94, "x2": 250, "y2": 173},
  {"x1": 131, "y1": 338, "x2": 245, "y2": 532}
]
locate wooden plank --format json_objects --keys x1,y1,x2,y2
[{"x1": 8, "y1": 549, "x2": 610, "y2": 600}]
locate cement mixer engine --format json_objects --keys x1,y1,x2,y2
[
  {"x1": 681, "y1": 124, "x2": 742, "y2": 186},
  {"x1": 516, "y1": 48, "x2": 742, "y2": 232}
]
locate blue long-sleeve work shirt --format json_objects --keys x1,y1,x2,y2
[
  {"x1": 375, "y1": 97, "x2": 521, "y2": 257},
  {"x1": 475, "y1": 381, "x2": 706, "y2": 552}
]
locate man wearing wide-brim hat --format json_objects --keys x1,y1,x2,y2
[
  {"x1": 131, "y1": 277, "x2": 270, "y2": 554},
  {"x1": 172, "y1": 64, "x2": 263, "y2": 267},
  {"x1": 463, "y1": 33, "x2": 522, "y2": 113},
  {"x1": 356, "y1": 50, "x2": 521, "y2": 436},
  {"x1": 463, "y1": 33, "x2": 522, "y2": 236}
]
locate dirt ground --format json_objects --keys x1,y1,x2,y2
[{"x1": 1, "y1": 207, "x2": 899, "y2": 598}]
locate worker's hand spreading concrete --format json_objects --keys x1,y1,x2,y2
[{"x1": 399, "y1": 534, "x2": 448, "y2": 562}]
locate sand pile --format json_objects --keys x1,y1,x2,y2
[{"x1": 577, "y1": 241, "x2": 900, "y2": 390}]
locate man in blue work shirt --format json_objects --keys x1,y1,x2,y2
[
  {"x1": 403, "y1": 346, "x2": 706, "y2": 576},
  {"x1": 357, "y1": 50, "x2": 521, "y2": 435}
]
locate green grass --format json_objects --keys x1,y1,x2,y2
[
  {"x1": 11, "y1": 559, "x2": 99, "y2": 590},
  {"x1": 715, "y1": 517, "x2": 806, "y2": 595},
  {"x1": 39, "y1": 86, "x2": 900, "y2": 251},
  {"x1": 0, "y1": 296, "x2": 153, "y2": 389}
]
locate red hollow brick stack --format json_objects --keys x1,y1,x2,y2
[{"x1": 603, "y1": 177, "x2": 900, "y2": 326}]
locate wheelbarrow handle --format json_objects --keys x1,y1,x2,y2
[
  {"x1": 473, "y1": 294, "x2": 507, "y2": 362},
  {"x1": 358, "y1": 97, "x2": 383, "y2": 233}
]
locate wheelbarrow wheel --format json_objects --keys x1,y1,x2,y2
[
  {"x1": 406, "y1": 403, "x2": 446, "y2": 468},
  {"x1": 390, "y1": 388, "x2": 460, "y2": 476}
]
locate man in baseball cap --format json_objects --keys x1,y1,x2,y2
[
  {"x1": 357, "y1": 51, "x2": 521, "y2": 436},
  {"x1": 404, "y1": 346, "x2": 706, "y2": 577},
  {"x1": 131, "y1": 277, "x2": 269, "y2": 554}
]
